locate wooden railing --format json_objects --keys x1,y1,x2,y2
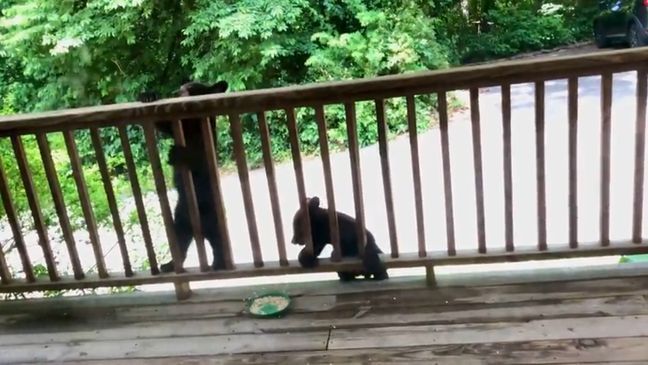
[{"x1": 2, "y1": 47, "x2": 648, "y2": 299}]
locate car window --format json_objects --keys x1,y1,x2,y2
[{"x1": 612, "y1": 1, "x2": 622, "y2": 11}]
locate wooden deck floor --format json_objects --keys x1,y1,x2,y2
[{"x1": 2, "y1": 270, "x2": 648, "y2": 364}]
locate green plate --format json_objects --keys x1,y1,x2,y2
[
  {"x1": 245, "y1": 291, "x2": 292, "y2": 318},
  {"x1": 620, "y1": 254, "x2": 648, "y2": 264}
]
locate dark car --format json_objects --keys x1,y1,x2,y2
[{"x1": 594, "y1": 0, "x2": 648, "y2": 48}]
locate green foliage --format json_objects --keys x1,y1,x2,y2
[
  {"x1": 307, "y1": 2, "x2": 448, "y2": 80},
  {"x1": 560, "y1": 0, "x2": 600, "y2": 40},
  {"x1": 462, "y1": 7, "x2": 573, "y2": 62},
  {"x1": 109, "y1": 285, "x2": 138, "y2": 294},
  {"x1": 183, "y1": 0, "x2": 317, "y2": 90},
  {"x1": 459, "y1": 1, "x2": 594, "y2": 63},
  {"x1": 0, "y1": 0, "x2": 191, "y2": 111},
  {"x1": 32, "y1": 264, "x2": 66, "y2": 297},
  {"x1": 0, "y1": 136, "x2": 56, "y2": 224}
]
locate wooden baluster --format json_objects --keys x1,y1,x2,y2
[
  {"x1": 63, "y1": 131, "x2": 108, "y2": 278},
  {"x1": 315, "y1": 106, "x2": 342, "y2": 261},
  {"x1": 12, "y1": 136, "x2": 59, "y2": 281},
  {"x1": 142, "y1": 124, "x2": 184, "y2": 274},
  {"x1": 143, "y1": 124, "x2": 193, "y2": 300},
  {"x1": 200, "y1": 118, "x2": 234, "y2": 270},
  {"x1": 117, "y1": 126, "x2": 159, "y2": 275},
  {"x1": 90, "y1": 128, "x2": 133, "y2": 277},
  {"x1": 345, "y1": 103, "x2": 368, "y2": 256},
  {"x1": 0, "y1": 229, "x2": 10, "y2": 284},
  {"x1": 375, "y1": 100, "x2": 399, "y2": 258},
  {"x1": 470, "y1": 89, "x2": 487, "y2": 254},
  {"x1": 405, "y1": 96, "x2": 427, "y2": 257},
  {"x1": 601, "y1": 73, "x2": 612, "y2": 247},
  {"x1": 171, "y1": 121, "x2": 209, "y2": 272},
  {"x1": 502, "y1": 84, "x2": 514, "y2": 252},
  {"x1": 36, "y1": 133, "x2": 84, "y2": 279},
  {"x1": 229, "y1": 114, "x2": 263, "y2": 267},
  {"x1": 535, "y1": 82, "x2": 548, "y2": 251},
  {"x1": 374, "y1": 99, "x2": 399, "y2": 258},
  {"x1": 439, "y1": 92, "x2": 457, "y2": 256},
  {"x1": 0, "y1": 153, "x2": 10, "y2": 284},
  {"x1": 286, "y1": 108, "x2": 314, "y2": 258},
  {"x1": 633, "y1": 69, "x2": 647, "y2": 244},
  {"x1": 0, "y1": 146, "x2": 34, "y2": 283},
  {"x1": 568, "y1": 77, "x2": 579, "y2": 248},
  {"x1": 257, "y1": 112, "x2": 288, "y2": 265}
]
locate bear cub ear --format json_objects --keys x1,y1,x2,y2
[
  {"x1": 209, "y1": 81, "x2": 228, "y2": 93},
  {"x1": 307, "y1": 196, "x2": 321, "y2": 210},
  {"x1": 138, "y1": 91, "x2": 160, "y2": 103},
  {"x1": 139, "y1": 80, "x2": 227, "y2": 101},
  {"x1": 177, "y1": 80, "x2": 229, "y2": 97}
]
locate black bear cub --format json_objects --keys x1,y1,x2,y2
[
  {"x1": 139, "y1": 80, "x2": 228, "y2": 273},
  {"x1": 291, "y1": 196, "x2": 388, "y2": 281}
]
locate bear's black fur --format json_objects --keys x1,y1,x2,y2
[
  {"x1": 291, "y1": 196, "x2": 388, "y2": 281},
  {"x1": 139, "y1": 80, "x2": 228, "y2": 273}
]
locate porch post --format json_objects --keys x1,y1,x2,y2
[
  {"x1": 425, "y1": 265, "x2": 437, "y2": 287},
  {"x1": 174, "y1": 281, "x2": 192, "y2": 300}
]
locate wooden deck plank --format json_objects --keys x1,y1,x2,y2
[
  {"x1": 114, "y1": 293, "x2": 338, "y2": 320},
  {"x1": 2, "y1": 274, "x2": 648, "y2": 317},
  {"x1": 0, "y1": 283, "x2": 644, "y2": 329},
  {"x1": 120, "y1": 288, "x2": 647, "y2": 322},
  {"x1": 328, "y1": 315, "x2": 648, "y2": 349},
  {"x1": 1, "y1": 331, "x2": 329, "y2": 364},
  {"x1": 1, "y1": 295, "x2": 646, "y2": 346},
  {"x1": 0, "y1": 275, "x2": 425, "y2": 310},
  {"x1": 2, "y1": 274, "x2": 648, "y2": 364},
  {"x1": 46, "y1": 337, "x2": 648, "y2": 365}
]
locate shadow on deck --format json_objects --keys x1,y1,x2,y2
[{"x1": 2, "y1": 263, "x2": 648, "y2": 364}]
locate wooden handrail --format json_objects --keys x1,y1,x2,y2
[{"x1": 2, "y1": 48, "x2": 648, "y2": 130}]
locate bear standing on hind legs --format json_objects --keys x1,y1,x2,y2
[
  {"x1": 139, "y1": 80, "x2": 228, "y2": 273},
  {"x1": 291, "y1": 196, "x2": 388, "y2": 281}
]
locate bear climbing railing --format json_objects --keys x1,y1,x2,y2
[{"x1": 1, "y1": 47, "x2": 648, "y2": 298}]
